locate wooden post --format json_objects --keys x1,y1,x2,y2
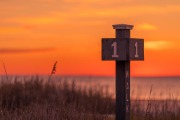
[
  {"x1": 113, "y1": 24, "x2": 133, "y2": 120},
  {"x1": 102, "y1": 24, "x2": 144, "y2": 120}
]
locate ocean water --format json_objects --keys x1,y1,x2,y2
[
  {"x1": 1, "y1": 75, "x2": 180, "y2": 100},
  {"x1": 53, "y1": 76, "x2": 180, "y2": 100}
]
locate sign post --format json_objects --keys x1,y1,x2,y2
[{"x1": 102, "y1": 24, "x2": 144, "y2": 120}]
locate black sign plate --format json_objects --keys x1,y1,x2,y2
[{"x1": 102, "y1": 38, "x2": 144, "y2": 61}]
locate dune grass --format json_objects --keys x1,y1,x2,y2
[
  {"x1": 0, "y1": 76, "x2": 180, "y2": 120},
  {"x1": 0, "y1": 76, "x2": 114, "y2": 120}
]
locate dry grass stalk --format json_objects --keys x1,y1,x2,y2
[
  {"x1": 51, "y1": 61, "x2": 57, "y2": 75},
  {"x1": 1, "y1": 59, "x2": 8, "y2": 82},
  {"x1": 48, "y1": 61, "x2": 57, "y2": 83},
  {"x1": 144, "y1": 85, "x2": 153, "y2": 120}
]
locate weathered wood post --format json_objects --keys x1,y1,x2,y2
[
  {"x1": 102, "y1": 24, "x2": 144, "y2": 120},
  {"x1": 114, "y1": 24, "x2": 132, "y2": 120}
]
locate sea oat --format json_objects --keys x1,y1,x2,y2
[
  {"x1": 49, "y1": 61, "x2": 57, "y2": 83},
  {"x1": 1, "y1": 59, "x2": 8, "y2": 82},
  {"x1": 51, "y1": 61, "x2": 57, "y2": 75}
]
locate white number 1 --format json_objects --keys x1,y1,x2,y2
[
  {"x1": 111, "y1": 42, "x2": 119, "y2": 58},
  {"x1": 135, "y1": 42, "x2": 139, "y2": 58}
]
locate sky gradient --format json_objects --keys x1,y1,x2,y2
[{"x1": 0, "y1": 0, "x2": 180, "y2": 76}]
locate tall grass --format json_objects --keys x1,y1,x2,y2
[
  {"x1": 0, "y1": 76, "x2": 180, "y2": 120},
  {"x1": 0, "y1": 76, "x2": 114, "y2": 120}
]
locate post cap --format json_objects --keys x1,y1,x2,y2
[{"x1": 112, "y1": 24, "x2": 134, "y2": 30}]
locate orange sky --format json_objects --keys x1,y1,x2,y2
[{"x1": 0, "y1": 0, "x2": 180, "y2": 76}]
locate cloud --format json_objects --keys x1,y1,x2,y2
[
  {"x1": 0, "y1": 47, "x2": 55, "y2": 54},
  {"x1": 136, "y1": 23, "x2": 157, "y2": 31},
  {"x1": 1, "y1": 3, "x2": 180, "y2": 27},
  {"x1": 145, "y1": 41, "x2": 172, "y2": 50},
  {"x1": 2, "y1": 17, "x2": 62, "y2": 26},
  {"x1": 0, "y1": 27, "x2": 28, "y2": 35},
  {"x1": 18, "y1": 17, "x2": 60, "y2": 25}
]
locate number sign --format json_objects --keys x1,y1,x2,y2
[
  {"x1": 135, "y1": 42, "x2": 139, "y2": 58},
  {"x1": 129, "y1": 38, "x2": 144, "y2": 60},
  {"x1": 102, "y1": 38, "x2": 127, "y2": 60},
  {"x1": 102, "y1": 38, "x2": 144, "y2": 61},
  {"x1": 111, "y1": 42, "x2": 119, "y2": 58}
]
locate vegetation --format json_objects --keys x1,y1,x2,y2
[
  {"x1": 0, "y1": 76, "x2": 114, "y2": 120},
  {"x1": 0, "y1": 76, "x2": 179, "y2": 120}
]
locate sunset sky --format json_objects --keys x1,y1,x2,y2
[{"x1": 0, "y1": 0, "x2": 180, "y2": 76}]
